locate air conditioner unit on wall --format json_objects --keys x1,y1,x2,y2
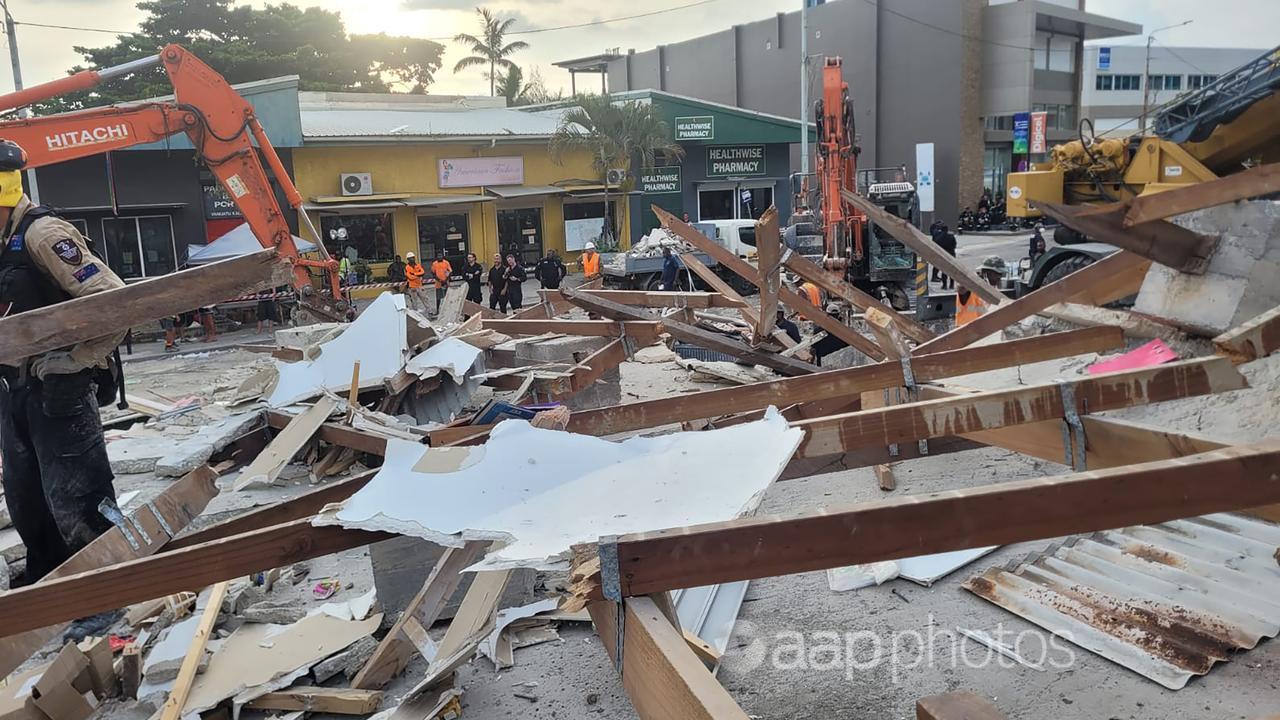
[
  {"x1": 606, "y1": 168, "x2": 627, "y2": 186},
  {"x1": 340, "y1": 172, "x2": 373, "y2": 196}
]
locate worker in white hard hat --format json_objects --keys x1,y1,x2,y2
[
  {"x1": 403, "y1": 251, "x2": 427, "y2": 313},
  {"x1": 0, "y1": 139, "x2": 130, "y2": 639},
  {"x1": 581, "y1": 241, "x2": 600, "y2": 280},
  {"x1": 956, "y1": 255, "x2": 1007, "y2": 326}
]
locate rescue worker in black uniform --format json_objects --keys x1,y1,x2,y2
[{"x1": 0, "y1": 141, "x2": 126, "y2": 616}]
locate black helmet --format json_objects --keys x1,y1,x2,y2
[{"x1": 0, "y1": 141, "x2": 27, "y2": 171}]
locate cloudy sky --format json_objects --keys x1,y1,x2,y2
[{"x1": 6, "y1": 0, "x2": 1278, "y2": 97}]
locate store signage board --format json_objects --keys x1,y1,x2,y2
[
  {"x1": 640, "y1": 166, "x2": 682, "y2": 194},
  {"x1": 706, "y1": 145, "x2": 765, "y2": 177},
  {"x1": 675, "y1": 116, "x2": 715, "y2": 140},
  {"x1": 438, "y1": 157, "x2": 524, "y2": 188}
]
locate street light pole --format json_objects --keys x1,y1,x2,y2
[
  {"x1": 799, "y1": 0, "x2": 809, "y2": 178},
  {"x1": 1139, "y1": 19, "x2": 1192, "y2": 134},
  {"x1": 0, "y1": 0, "x2": 38, "y2": 202}
]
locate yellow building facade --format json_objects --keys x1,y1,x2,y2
[{"x1": 291, "y1": 142, "x2": 628, "y2": 294}]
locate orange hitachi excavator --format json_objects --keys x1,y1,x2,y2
[{"x1": 0, "y1": 45, "x2": 345, "y2": 319}]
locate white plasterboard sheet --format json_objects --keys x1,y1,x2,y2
[
  {"x1": 181, "y1": 611, "x2": 381, "y2": 715},
  {"x1": 406, "y1": 337, "x2": 482, "y2": 384},
  {"x1": 671, "y1": 581, "x2": 749, "y2": 657},
  {"x1": 308, "y1": 587, "x2": 378, "y2": 621},
  {"x1": 898, "y1": 547, "x2": 998, "y2": 586},
  {"x1": 316, "y1": 408, "x2": 802, "y2": 572},
  {"x1": 480, "y1": 598, "x2": 559, "y2": 666},
  {"x1": 266, "y1": 292, "x2": 408, "y2": 407}
]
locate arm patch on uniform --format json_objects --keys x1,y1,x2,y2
[
  {"x1": 52, "y1": 238, "x2": 84, "y2": 265},
  {"x1": 72, "y1": 263, "x2": 100, "y2": 283}
]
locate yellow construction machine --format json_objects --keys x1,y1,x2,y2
[{"x1": 1007, "y1": 45, "x2": 1280, "y2": 242}]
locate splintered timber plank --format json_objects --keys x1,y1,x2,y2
[
  {"x1": 778, "y1": 285, "x2": 886, "y2": 360},
  {"x1": 481, "y1": 319, "x2": 663, "y2": 339},
  {"x1": 541, "y1": 289, "x2": 743, "y2": 309},
  {"x1": 678, "y1": 252, "x2": 759, "y2": 326},
  {"x1": 754, "y1": 207, "x2": 781, "y2": 341},
  {"x1": 561, "y1": 287, "x2": 814, "y2": 376},
  {"x1": 0, "y1": 466, "x2": 219, "y2": 679},
  {"x1": 917, "y1": 691, "x2": 1006, "y2": 720},
  {"x1": 793, "y1": 357, "x2": 1248, "y2": 459},
  {"x1": 840, "y1": 190, "x2": 1005, "y2": 305},
  {"x1": 245, "y1": 688, "x2": 383, "y2": 715},
  {"x1": 591, "y1": 439, "x2": 1280, "y2": 598},
  {"x1": 234, "y1": 397, "x2": 339, "y2": 491},
  {"x1": 0, "y1": 249, "x2": 293, "y2": 366},
  {"x1": 352, "y1": 541, "x2": 489, "y2": 689},
  {"x1": 564, "y1": 326, "x2": 1123, "y2": 437},
  {"x1": 1214, "y1": 304, "x2": 1280, "y2": 364},
  {"x1": 784, "y1": 250, "x2": 935, "y2": 344},
  {"x1": 1123, "y1": 162, "x2": 1280, "y2": 227},
  {"x1": 914, "y1": 250, "x2": 1150, "y2": 354},
  {"x1": 159, "y1": 581, "x2": 228, "y2": 720},
  {"x1": 1038, "y1": 201, "x2": 1216, "y2": 275},
  {"x1": 587, "y1": 596, "x2": 750, "y2": 720},
  {"x1": 0, "y1": 519, "x2": 390, "y2": 637},
  {"x1": 264, "y1": 411, "x2": 390, "y2": 455}
]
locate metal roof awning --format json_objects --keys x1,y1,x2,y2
[
  {"x1": 311, "y1": 193, "x2": 410, "y2": 204},
  {"x1": 302, "y1": 200, "x2": 404, "y2": 212},
  {"x1": 58, "y1": 202, "x2": 188, "y2": 212},
  {"x1": 485, "y1": 185, "x2": 567, "y2": 199},
  {"x1": 403, "y1": 194, "x2": 492, "y2": 208}
]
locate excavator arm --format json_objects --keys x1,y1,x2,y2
[{"x1": 0, "y1": 45, "x2": 343, "y2": 312}]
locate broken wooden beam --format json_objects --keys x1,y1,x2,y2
[
  {"x1": 1213, "y1": 304, "x2": 1280, "y2": 364},
  {"x1": 914, "y1": 250, "x2": 1150, "y2": 354},
  {"x1": 793, "y1": 357, "x2": 1247, "y2": 459},
  {"x1": 0, "y1": 466, "x2": 219, "y2": 678},
  {"x1": 245, "y1": 688, "x2": 383, "y2": 715},
  {"x1": 482, "y1": 319, "x2": 663, "y2": 341},
  {"x1": 1123, "y1": 162, "x2": 1280, "y2": 227},
  {"x1": 564, "y1": 326, "x2": 1122, "y2": 437},
  {"x1": 917, "y1": 691, "x2": 1006, "y2": 720},
  {"x1": 551, "y1": 337, "x2": 629, "y2": 399},
  {"x1": 0, "y1": 519, "x2": 390, "y2": 637},
  {"x1": 0, "y1": 249, "x2": 293, "y2": 366},
  {"x1": 754, "y1": 207, "x2": 782, "y2": 341},
  {"x1": 234, "y1": 397, "x2": 338, "y2": 491},
  {"x1": 779, "y1": 285, "x2": 886, "y2": 360},
  {"x1": 541, "y1": 288, "x2": 744, "y2": 309},
  {"x1": 461, "y1": 300, "x2": 503, "y2": 319},
  {"x1": 561, "y1": 287, "x2": 814, "y2": 376},
  {"x1": 587, "y1": 596, "x2": 750, "y2": 720},
  {"x1": 784, "y1": 250, "x2": 935, "y2": 343},
  {"x1": 159, "y1": 581, "x2": 228, "y2": 720},
  {"x1": 840, "y1": 190, "x2": 1006, "y2": 304},
  {"x1": 575, "y1": 438, "x2": 1280, "y2": 598},
  {"x1": 1038, "y1": 201, "x2": 1216, "y2": 275},
  {"x1": 265, "y1": 410, "x2": 393, "y2": 455}
]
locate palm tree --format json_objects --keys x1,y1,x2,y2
[
  {"x1": 452, "y1": 8, "x2": 529, "y2": 96},
  {"x1": 494, "y1": 65, "x2": 526, "y2": 106},
  {"x1": 549, "y1": 94, "x2": 684, "y2": 248}
]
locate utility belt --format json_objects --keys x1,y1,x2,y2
[{"x1": 0, "y1": 362, "x2": 30, "y2": 392}]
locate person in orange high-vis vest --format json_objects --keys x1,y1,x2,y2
[
  {"x1": 430, "y1": 252, "x2": 452, "y2": 317},
  {"x1": 403, "y1": 252, "x2": 427, "y2": 313},
  {"x1": 581, "y1": 241, "x2": 600, "y2": 279},
  {"x1": 955, "y1": 256, "x2": 1006, "y2": 326}
]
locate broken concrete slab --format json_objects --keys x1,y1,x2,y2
[
  {"x1": 1135, "y1": 200, "x2": 1280, "y2": 336},
  {"x1": 633, "y1": 343, "x2": 678, "y2": 364},
  {"x1": 274, "y1": 323, "x2": 345, "y2": 351},
  {"x1": 107, "y1": 411, "x2": 262, "y2": 477},
  {"x1": 317, "y1": 409, "x2": 803, "y2": 572},
  {"x1": 311, "y1": 635, "x2": 378, "y2": 684},
  {"x1": 241, "y1": 600, "x2": 306, "y2": 625}
]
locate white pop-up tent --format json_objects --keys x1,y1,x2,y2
[{"x1": 186, "y1": 222, "x2": 318, "y2": 265}]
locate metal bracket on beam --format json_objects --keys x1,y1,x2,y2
[
  {"x1": 598, "y1": 536, "x2": 625, "y2": 675},
  {"x1": 98, "y1": 498, "x2": 140, "y2": 551},
  {"x1": 899, "y1": 356, "x2": 928, "y2": 455},
  {"x1": 620, "y1": 333, "x2": 637, "y2": 361},
  {"x1": 1058, "y1": 382, "x2": 1087, "y2": 471},
  {"x1": 146, "y1": 501, "x2": 176, "y2": 538}
]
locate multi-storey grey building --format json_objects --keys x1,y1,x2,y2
[{"x1": 579, "y1": 0, "x2": 1141, "y2": 224}]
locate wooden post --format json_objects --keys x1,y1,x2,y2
[
  {"x1": 754, "y1": 207, "x2": 781, "y2": 342},
  {"x1": 159, "y1": 582, "x2": 229, "y2": 720}
]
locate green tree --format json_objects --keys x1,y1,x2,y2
[
  {"x1": 452, "y1": 7, "x2": 529, "y2": 97},
  {"x1": 36, "y1": 0, "x2": 443, "y2": 113},
  {"x1": 549, "y1": 94, "x2": 684, "y2": 248},
  {"x1": 494, "y1": 65, "x2": 526, "y2": 106}
]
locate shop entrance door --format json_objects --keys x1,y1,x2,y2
[
  {"x1": 498, "y1": 207, "x2": 543, "y2": 267},
  {"x1": 417, "y1": 213, "x2": 470, "y2": 274}
]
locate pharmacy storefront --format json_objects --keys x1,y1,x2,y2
[{"x1": 614, "y1": 91, "x2": 805, "y2": 235}]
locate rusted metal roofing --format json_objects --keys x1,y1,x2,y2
[{"x1": 963, "y1": 512, "x2": 1280, "y2": 690}]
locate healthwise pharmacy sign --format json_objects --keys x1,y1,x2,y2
[
  {"x1": 675, "y1": 115, "x2": 715, "y2": 140},
  {"x1": 706, "y1": 145, "x2": 765, "y2": 177},
  {"x1": 640, "y1": 166, "x2": 681, "y2": 194}
]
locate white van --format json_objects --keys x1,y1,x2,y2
[{"x1": 699, "y1": 219, "x2": 758, "y2": 259}]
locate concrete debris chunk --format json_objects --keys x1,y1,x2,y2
[
  {"x1": 241, "y1": 600, "x2": 306, "y2": 625},
  {"x1": 310, "y1": 635, "x2": 378, "y2": 684}
]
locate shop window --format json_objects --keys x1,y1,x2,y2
[
  {"x1": 498, "y1": 207, "x2": 543, "y2": 266},
  {"x1": 699, "y1": 189, "x2": 735, "y2": 221},
  {"x1": 320, "y1": 212, "x2": 394, "y2": 262},
  {"x1": 1115, "y1": 74, "x2": 1140, "y2": 91},
  {"x1": 101, "y1": 215, "x2": 176, "y2": 280},
  {"x1": 564, "y1": 200, "x2": 620, "y2": 251},
  {"x1": 417, "y1": 213, "x2": 470, "y2": 272},
  {"x1": 1147, "y1": 74, "x2": 1182, "y2": 91},
  {"x1": 739, "y1": 186, "x2": 773, "y2": 220}
]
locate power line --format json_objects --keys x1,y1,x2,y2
[
  {"x1": 12, "y1": 0, "x2": 725, "y2": 42},
  {"x1": 857, "y1": 0, "x2": 1039, "y2": 52},
  {"x1": 1150, "y1": 40, "x2": 1211, "y2": 75}
]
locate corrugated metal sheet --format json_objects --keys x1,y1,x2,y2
[
  {"x1": 670, "y1": 581, "x2": 750, "y2": 661},
  {"x1": 963, "y1": 512, "x2": 1280, "y2": 690},
  {"x1": 301, "y1": 107, "x2": 562, "y2": 140}
]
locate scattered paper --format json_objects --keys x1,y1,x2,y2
[{"x1": 1087, "y1": 338, "x2": 1178, "y2": 375}]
